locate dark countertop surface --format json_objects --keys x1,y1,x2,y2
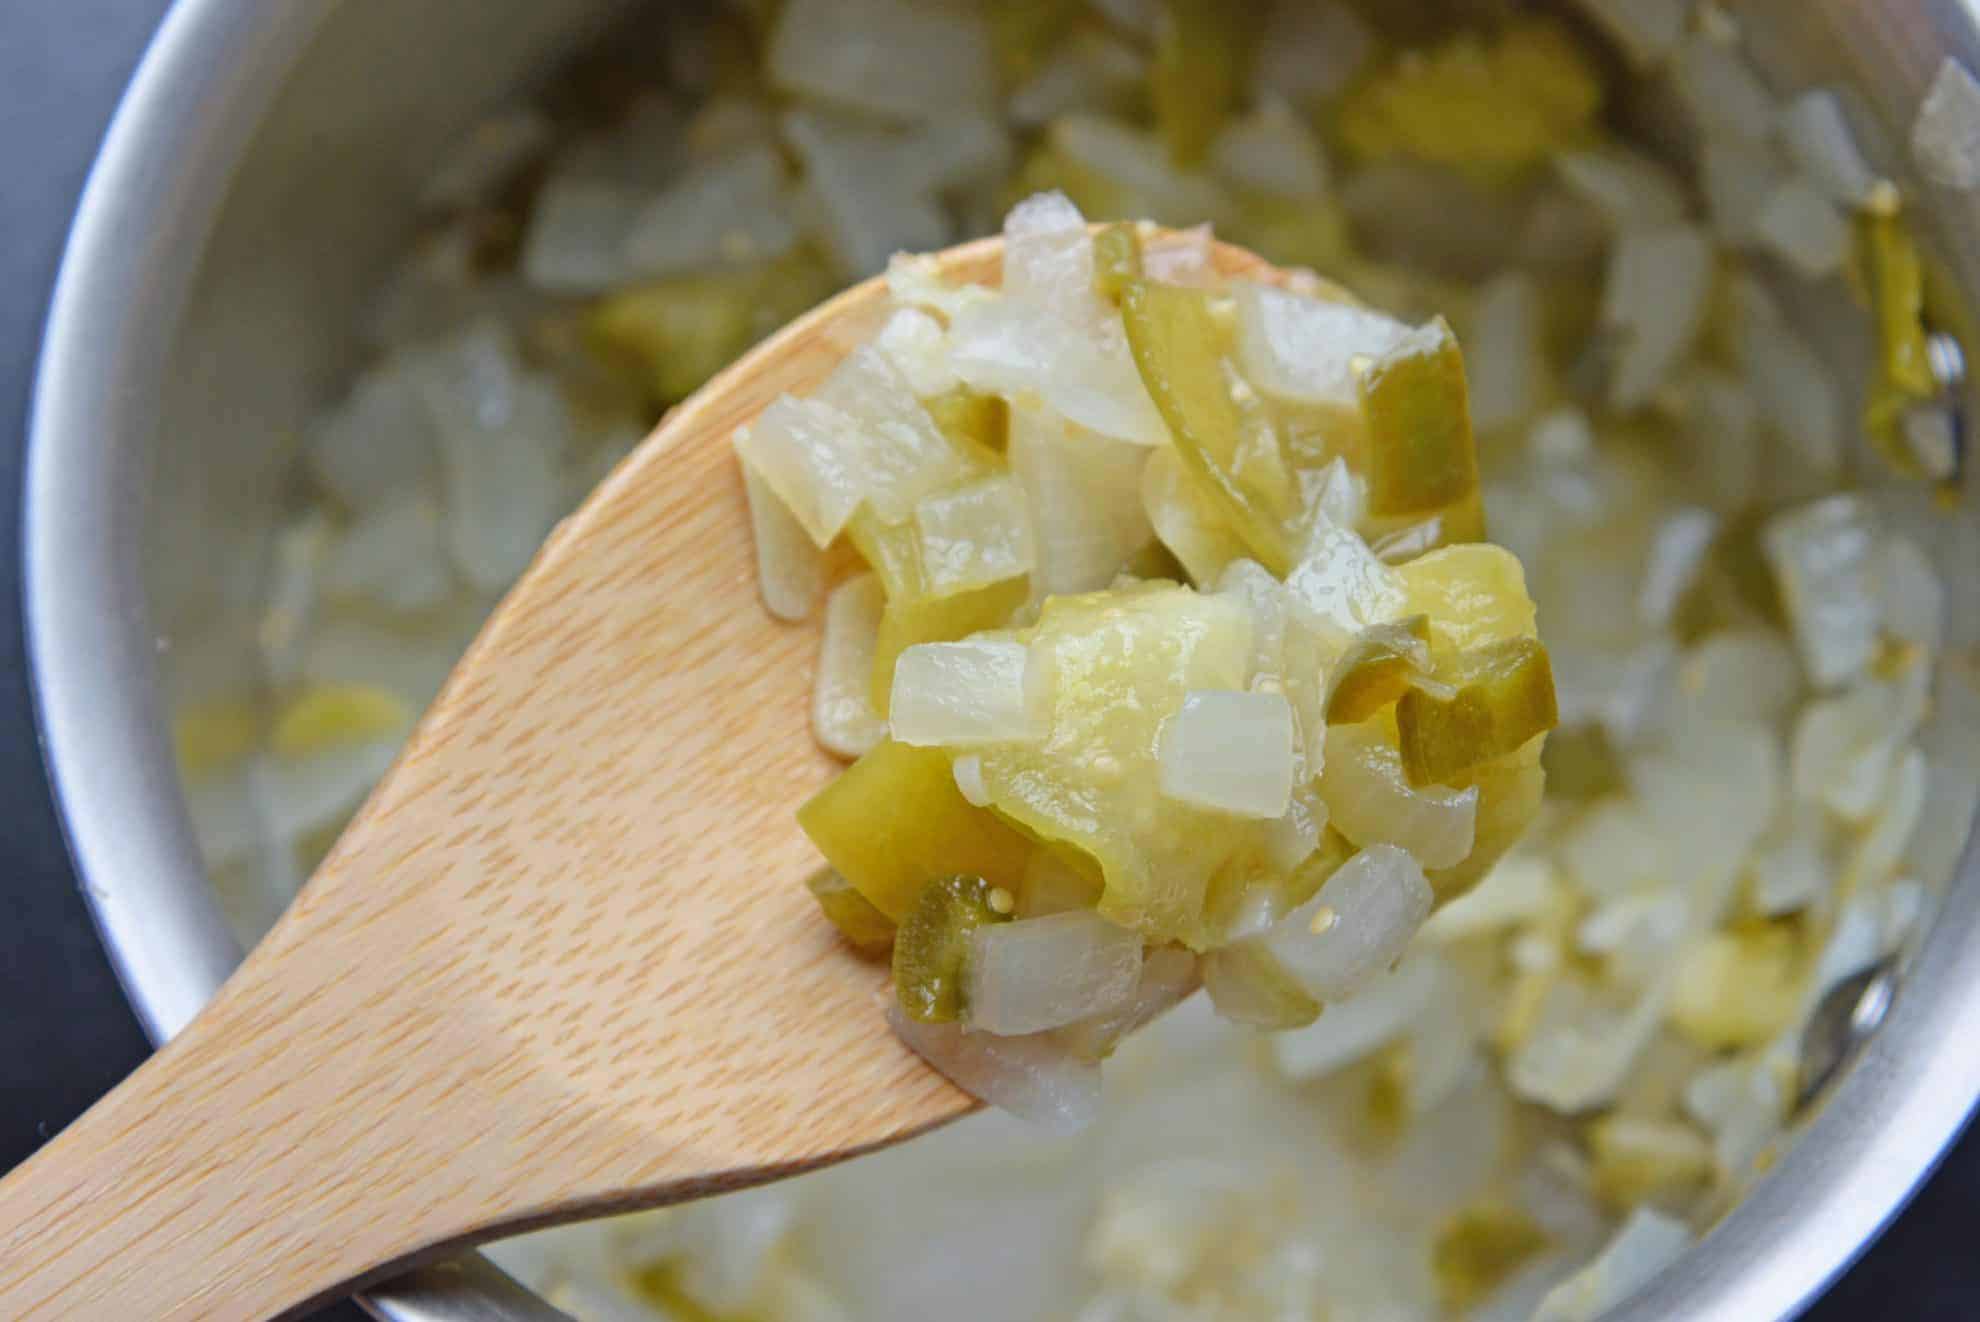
[{"x1": 0, "y1": 3, "x2": 1972, "y2": 1318}]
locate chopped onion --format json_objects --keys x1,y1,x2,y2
[
  {"x1": 1271, "y1": 955, "x2": 1439, "y2": 1080},
  {"x1": 886, "y1": 253, "x2": 995, "y2": 325},
  {"x1": 322, "y1": 496, "x2": 451, "y2": 615},
  {"x1": 1001, "y1": 191, "x2": 1099, "y2": 324},
  {"x1": 768, "y1": 0, "x2": 994, "y2": 122},
  {"x1": 1553, "y1": 149, "x2": 1689, "y2": 230},
  {"x1": 914, "y1": 476, "x2": 1036, "y2": 597},
  {"x1": 887, "y1": 1006, "x2": 1100, "y2": 1135},
  {"x1": 1763, "y1": 495, "x2": 1882, "y2": 689},
  {"x1": 1911, "y1": 57, "x2": 1980, "y2": 190},
  {"x1": 1267, "y1": 844, "x2": 1432, "y2": 1001},
  {"x1": 782, "y1": 109, "x2": 950, "y2": 278},
  {"x1": 1231, "y1": 280, "x2": 1409, "y2": 409},
  {"x1": 1006, "y1": 403, "x2": 1154, "y2": 597},
  {"x1": 308, "y1": 362, "x2": 440, "y2": 514},
  {"x1": 1556, "y1": 800, "x2": 1670, "y2": 901},
  {"x1": 1731, "y1": 278, "x2": 1842, "y2": 473},
  {"x1": 873, "y1": 307, "x2": 958, "y2": 399},
  {"x1": 1282, "y1": 518, "x2": 1406, "y2": 650},
  {"x1": 1008, "y1": 28, "x2": 1146, "y2": 128},
  {"x1": 519, "y1": 176, "x2": 639, "y2": 294},
  {"x1": 1672, "y1": 33, "x2": 1777, "y2": 146},
  {"x1": 1422, "y1": 851, "x2": 1558, "y2": 942},
  {"x1": 1466, "y1": 272, "x2": 1541, "y2": 432},
  {"x1": 1752, "y1": 804, "x2": 1836, "y2": 916},
  {"x1": 1532, "y1": 1208, "x2": 1691, "y2": 1322},
  {"x1": 1630, "y1": 722, "x2": 1780, "y2": 893},
  {"x1": 1319, "y1": 721, "x2": 1478, "y2": 869},
  {"x1": 1636, "y1": 507, "x2": 1718, "y2": 630},
  {"x1": 1575, "y1": 890, "x2": 1686, "y2": 987},
  {"x1": 1600, "y1": 226, "x2": 1712, "y2": 409},
  {"x1": 1200, "y1": 942, "x2": 1317, "y2": 1028},
  {"x1": 733, "y1": 397, "x2": 869, "y2": 547},
  {"x1": 742, "y1": 466, "x2": 825, "y2": 622},
  {"x1": 949, "y1": 294, "x2": 1167, "y2": 446},
  {"x1": 1847, "y1": 746, "x2": 1927, "y2": 891},
  {"x1": 622, "y1": 145, "x2": 798, "y2": 277},
  {"x1": 1699, "y1": 140, "x2": 1787, "y2": 247},
  {"x1": 1780, "y1": 89, "x2": 1880, "y2": 207},
  {"x1": 1881, "y1": 536, "x2": 1944, "y2": 655},
  {"x1": 812, "y1": 575, "x2": 886, "y2": 759},
  {"x1": 412, "y1": 324, "x2": 563, "y2": 594},
  {"x1": 1047, "y1": 114, "x2": 1235, "y2": 229},
  {"x1": 1508, "y1": 989, "x2": 1668, "y2": 1114},
  {"x1": 1216, "y1": 558, "x2": 1290, "y2": 687},
  {"x1": 1677, "y1": 631, "x2": 1802, "y2": 726},
  {"x1": 1158, "y1": 690, "x2": 1296, "y2": 819},
  {"x1": 1143, "y1": 447, "x2": 1246, "y2": 587},
  {"x1": 889, "y1": 640, "x2": 1046, "y2": 748},
  {"x1": 1753, "y1": 178, "x2": 1849, "y2": 278},
  {"x1": 1210, "y1": 100, "x2": 1330, "y2": 200},
  {"x1": 814, "y1": 346, "x2": 972, "y2": 521},
  {"x1": 965, "y1": 911, "x2": 1144, "y2": 1036},
  {"x1": 1052, "y1": 945, "x2": 1200, "y2": 1060},
  {"x1": 1790, "y1": 675, "x2": 1923, "y2": 822},
  {"x1": 952, "y1": 754, "x2": 990, "y2": 807}
]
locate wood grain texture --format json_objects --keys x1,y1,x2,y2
[{"x1": 0, "y1": 230, "x2": 1281, "y2": 1320}]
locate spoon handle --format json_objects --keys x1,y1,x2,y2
[{"x1": 0, "y1": 919, "x2": 537, "y2": 1320}]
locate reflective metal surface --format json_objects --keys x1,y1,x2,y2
[{"x1": 23, "y1": 2, "x2": 1980, "y2": 1320}]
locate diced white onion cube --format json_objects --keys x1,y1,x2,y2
[
  {"x1": 1268, "y1": 844, "x2": 1432, "y2": 1001},
  {"x1": 1780, "y1": 89, "x2": 1880, "y2": 206},
  {"x1": 965, "y1": 911, "x2": 1144, "y2": 1036},
  {"x1": 733, "y1": 397, "x2": 868, "y2": 548},
  {"x1": 1158, "y1": 690, "x2": 1297, "y2": 819},
  {"x1": 1231, "y1": 281, "x2": 1410, "y2": 409},
  {"x1": 914, "y1": 476, "x2": 1035, "y2": 597},
  {"x1": 812, "y1": 575, "x2": 886, "y2": 759},
  {"x1": 1912, "y1": 57, "x2": 1980, "y2": 190},
  {"x1": 741, "y1": 465, "x2": 825, "y2": 622},
  {"x1": 886, "y1": 1006, "x2": 1100, "y2": 1135},
  {"x1": 889, "y1": 640, "x2": 1046, "y2": 748},
  {"x1": 1754, "y1": 178, "x2": 1850, "y2": 278},
  {"x1": 1601, "y1": 226, "x2": 1713, "y2": 409},
  {"x1": 1763, "y1": 496, "x2": 1882, "y2": 688}
]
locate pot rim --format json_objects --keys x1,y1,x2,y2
[{"x1": 23, "y1": 2, "x2": 1980, "y2": 1320}]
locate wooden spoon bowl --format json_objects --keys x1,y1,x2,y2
[{"x1": 0, "y1": 231, "x2": 1284, "y2": 1321}]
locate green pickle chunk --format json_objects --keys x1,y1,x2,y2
[
  {"x1": 1396, "y1": 636, "x2": 1559, "y2": 786},
  {"x1": 1324, "y1": 615, "x2": 1434, "y2": 724},
  {"x1": 1360, "y1": 317, "x2": 1480, "y2": 518},
  {"x1": 1122, "y1": 278, "x2": 1299, "y2": 574},
  {"x1": 893, "y1": 874, "x2": 1014, "y2": 1023},
  {"x1": 805, "y1": 868, "x2": 896, "y2": 957},
  {"x1": 798, "y1": 740, "x2": 1032, "y2": 921}
]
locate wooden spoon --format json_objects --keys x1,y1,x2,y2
[{"x1": 0, "y1": 230, "x2": 1285, "y2": 1321}]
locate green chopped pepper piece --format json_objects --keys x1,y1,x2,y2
[
  {"x1": 1397, "y1": 636, "x2": 1559, "y2": 785},
  {"x1": 1324, "y1": 615, "x2": 1434, "y2": 724},
  {"x1": 805, "y1": 868, "x2": 895, "y2": 957},
  {"x1": 893, "y1": 873, "x2": 1014, "y2": 1022},
  {"x1": 1857, "y1": 203, "x2": 1941, "y2": 478},
  {"x1": 871, "y1": 576, "x2": 1030, "y2": 715},
  {"x1": 1122, "y1": 278, "x2": 1299, "y2": 573},
  {"x1": 1151, "y1": 0, "x2": 1254, "y2": 167},
  {"x1": 1360, "y1": 316, "x2": 1480, "y2": 518},
  {"x1": 798, "y1": 740, "x2": 1032, "y2": 921},
  {"x1": 1093, "y1": 222, "x2": 1145, "y2": 304}
]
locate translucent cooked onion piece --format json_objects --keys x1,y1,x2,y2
[
  {"x1": 741, "y1": 465, "x2": 825, "y2": 622},
  {"x1": 1007, "y1": 402, "x2": 1155, "y2": 597},
  {"x1": 913, "y1": 475, "x2": 1035, "y2": 597},
  {"x1": 894, "y1": 873, "x2": 1013, "y2": 1023},
  {"x1": 1158, "y1": 689, "x2": 1296, "y2": 819},
  {"x1": 887, "y1": 1006, "x2": 1100, "y2": 1135},
  {"x1": 888, "y1": 639, "x2": 1047, "y2": 748},
  {"x1": 1271, "y1": 954, "x2": 1440, "y2": 1081},
  {"x1": 1266, "y1": 844, "x2": 1433, "y2": 1001},
  {"x1": 1359, "y1": 318, "x2": 1480, "y2": 518},
  {"x1": 734, "y1": 398, "x2": 869, "y2": 547},
  {"x1": 1780, "y1": 89, "x2": 1880, "y2": 207},
  {"x1": 1762, "y1": 495, "x2": 1882, "y2": 689},
  {"x1": 870, "y1": 577, "x2": 1030, "y2": 718},
  {"x1": 1142, "y1": 446, "x2": 1247, "y2": 587},
  {"x1": 1201, "y1": 941, "x2": 1320, "y2": 1028},
  {"x1": 1283, "y1": 518, "x2": 1407, "y2": 650},
  {"x1": 1396, "y1": 637, "x2": 1559, "y2": 786},
  {"x1": 965, "y1": 911, "x2": 1144, "y2": 1036},
  {"x1": 1911, "y1": 57, "x2": 1980, "y2": 190},
  {"x1": 813, "y1": 574, "x2": 887, "y2": 759},
  {"x1": 1054, "y1": 944, "x2": 1200, "y2": 1060},
  {"x1": 1600, "y1": 225, "x2": 1713, "y2": 410},
  {"x1": 1320, "y1": 720, "x2": 1479, "y2": 869},
  {"x1": 1230, "y1": 279, "x2": 1410, "y2": 410}
]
